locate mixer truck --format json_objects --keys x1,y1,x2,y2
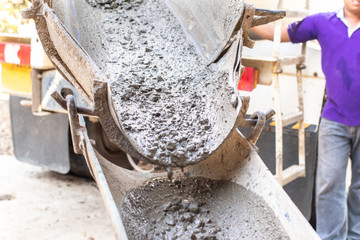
[{"x1": 0, "y1": 0, "x2": 331, "y2": 238}]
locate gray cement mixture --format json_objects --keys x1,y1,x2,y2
[
  {"x1": 79, "y1": 0, "x2": 239, "y2": 168},
  {"x1": 120, "y1": 177, "x2": 290, "y2": 240}
]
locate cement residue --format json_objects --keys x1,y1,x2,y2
[
  {"x1": 82, "y1": 0, "x2": 239, "y2": 168},
  {"x1": 120, "y1": 177, "x2": 290, "y2": 240}
]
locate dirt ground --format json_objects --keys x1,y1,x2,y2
[
  {"x1": 0, "y1": 94, "x2": 13, "y2": 156},
  {"x1": 0, "y1": 95, "x2": 116, "y2": 240}
]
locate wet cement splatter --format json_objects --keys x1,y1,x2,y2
[
  {"x1": 82, "y1": 0, "x2": 239, "y2": 168},
  {"x1": 120, "y1": 177, "x2": 290, "y2": 240}
]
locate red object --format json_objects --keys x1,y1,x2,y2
[
  {"x1": 0, "y1": 42, "x2": 31, "y2": 66},
  {"x1": 0, "y1": 43, "x2": 5, "y2": 63},
  {"x1": 238, "y1": 67, "x2": 256, "y2": 91}
]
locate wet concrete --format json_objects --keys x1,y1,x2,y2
[
  {"x1": 120, "y1": 177, "x2": 290, "y2": 240},
  {"x1": 81, "y1": 0, "x2": 239, "y2": 168}
]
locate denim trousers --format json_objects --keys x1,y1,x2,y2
[{"x1": 316, "y1": 118, "x2": 360, "y2": 240}]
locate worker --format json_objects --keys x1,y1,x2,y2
[{"x1": 252, "y1": 1, "x2": 360, "y2": 240}]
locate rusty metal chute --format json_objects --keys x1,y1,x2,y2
[{"x1": 22, "y1": 0, "x2": 319, "y2": 239}]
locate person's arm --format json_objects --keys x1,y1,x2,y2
[{"x1": 251, "y1": 23, "x2": 291, "y2": 42}]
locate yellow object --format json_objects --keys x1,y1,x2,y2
[
  {"x1": 269, "y1": 121, "x2": 310, "y2": 129},
  {"x1": 1, "y1": 62, "x2": 32, "y2": 96},
  {"x1": 253, "y1": 68, "x2": 259, "y2": 89},
  {"x1": 291, "y1": 122, "x2": 310, "y2": 130}
]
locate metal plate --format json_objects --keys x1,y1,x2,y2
[
  {"x1": 41, "y1": 70, "x2": 90, "y2": 113},
  {"x1": 10, "y1": 95, "x2": 70, "y2": 174}
]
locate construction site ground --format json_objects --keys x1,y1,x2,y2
[{"x1": 0, "y1": 94, "x2": 116, "y2": 240}]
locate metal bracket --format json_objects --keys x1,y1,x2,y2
[
  {"x1": 241, "y1": 6, "x2": 286, "y2": 49},
  {"x1": 251, "y1": 8, "x2": 286, "y2": 28},
  {"x1": 56, "y1": 91, "x2": 128, "y2": 240},
  {"x1": 30, "y1": 69, "x2": 43, "y2": 114},
  {"x1": 238, "y1": 109, "x2": 275, "y2": 149},
  {"x1": 51, "y1": 89, "x2": 95, "y2": 117},
  {"x1": 241, "y1": 4, "x2": 256, "y2": 49},
  {"x1": 51, "y1": 86, "x2": 151, "y2": 164}
]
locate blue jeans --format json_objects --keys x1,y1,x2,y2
[{"x1": 316, "y1": 118, "x2": 360, "y2": 240}]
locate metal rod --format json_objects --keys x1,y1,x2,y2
[
  {"x1": 273, "y1": 71, "x2": 283, "y2": 183},
  {"x1": 297, "y1": 64, "x2": 306, "y2": 170},
  {"x1": 80, "y1": 129, "x2": 129, "y2": 240}
]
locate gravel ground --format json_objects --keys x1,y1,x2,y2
[
  {"x1": 0, "y1": 94, "x2": 116, "y2": 240},
  {"x1": 0, "y1": 155, "x2": 116, "y2": 240},
  {"x1": 0, "y1": 94, "x2": 13, "y2": 156}
]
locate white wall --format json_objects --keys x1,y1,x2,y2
[
  {"x1": 246, "y1": 0, "x2": 343, "y2": 12},
  {"x1": 309, "y1": 0, "x2": 343, "y2": 12}
]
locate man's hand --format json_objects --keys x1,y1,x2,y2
[{"x1": 251, "y1": 23, "x2": 291, "y2": 42}]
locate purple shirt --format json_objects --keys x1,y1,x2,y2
[{"x1": 288, "y1": 12, "x2": 360, "y2": 126}]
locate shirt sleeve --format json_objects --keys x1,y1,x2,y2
[{"x1": 287, "y1": 14, "x2": 320, "y2": 43}]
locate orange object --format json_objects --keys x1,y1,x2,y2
[{"x1": 237, "y1": 67, "x2": 258, "y2": 91}]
